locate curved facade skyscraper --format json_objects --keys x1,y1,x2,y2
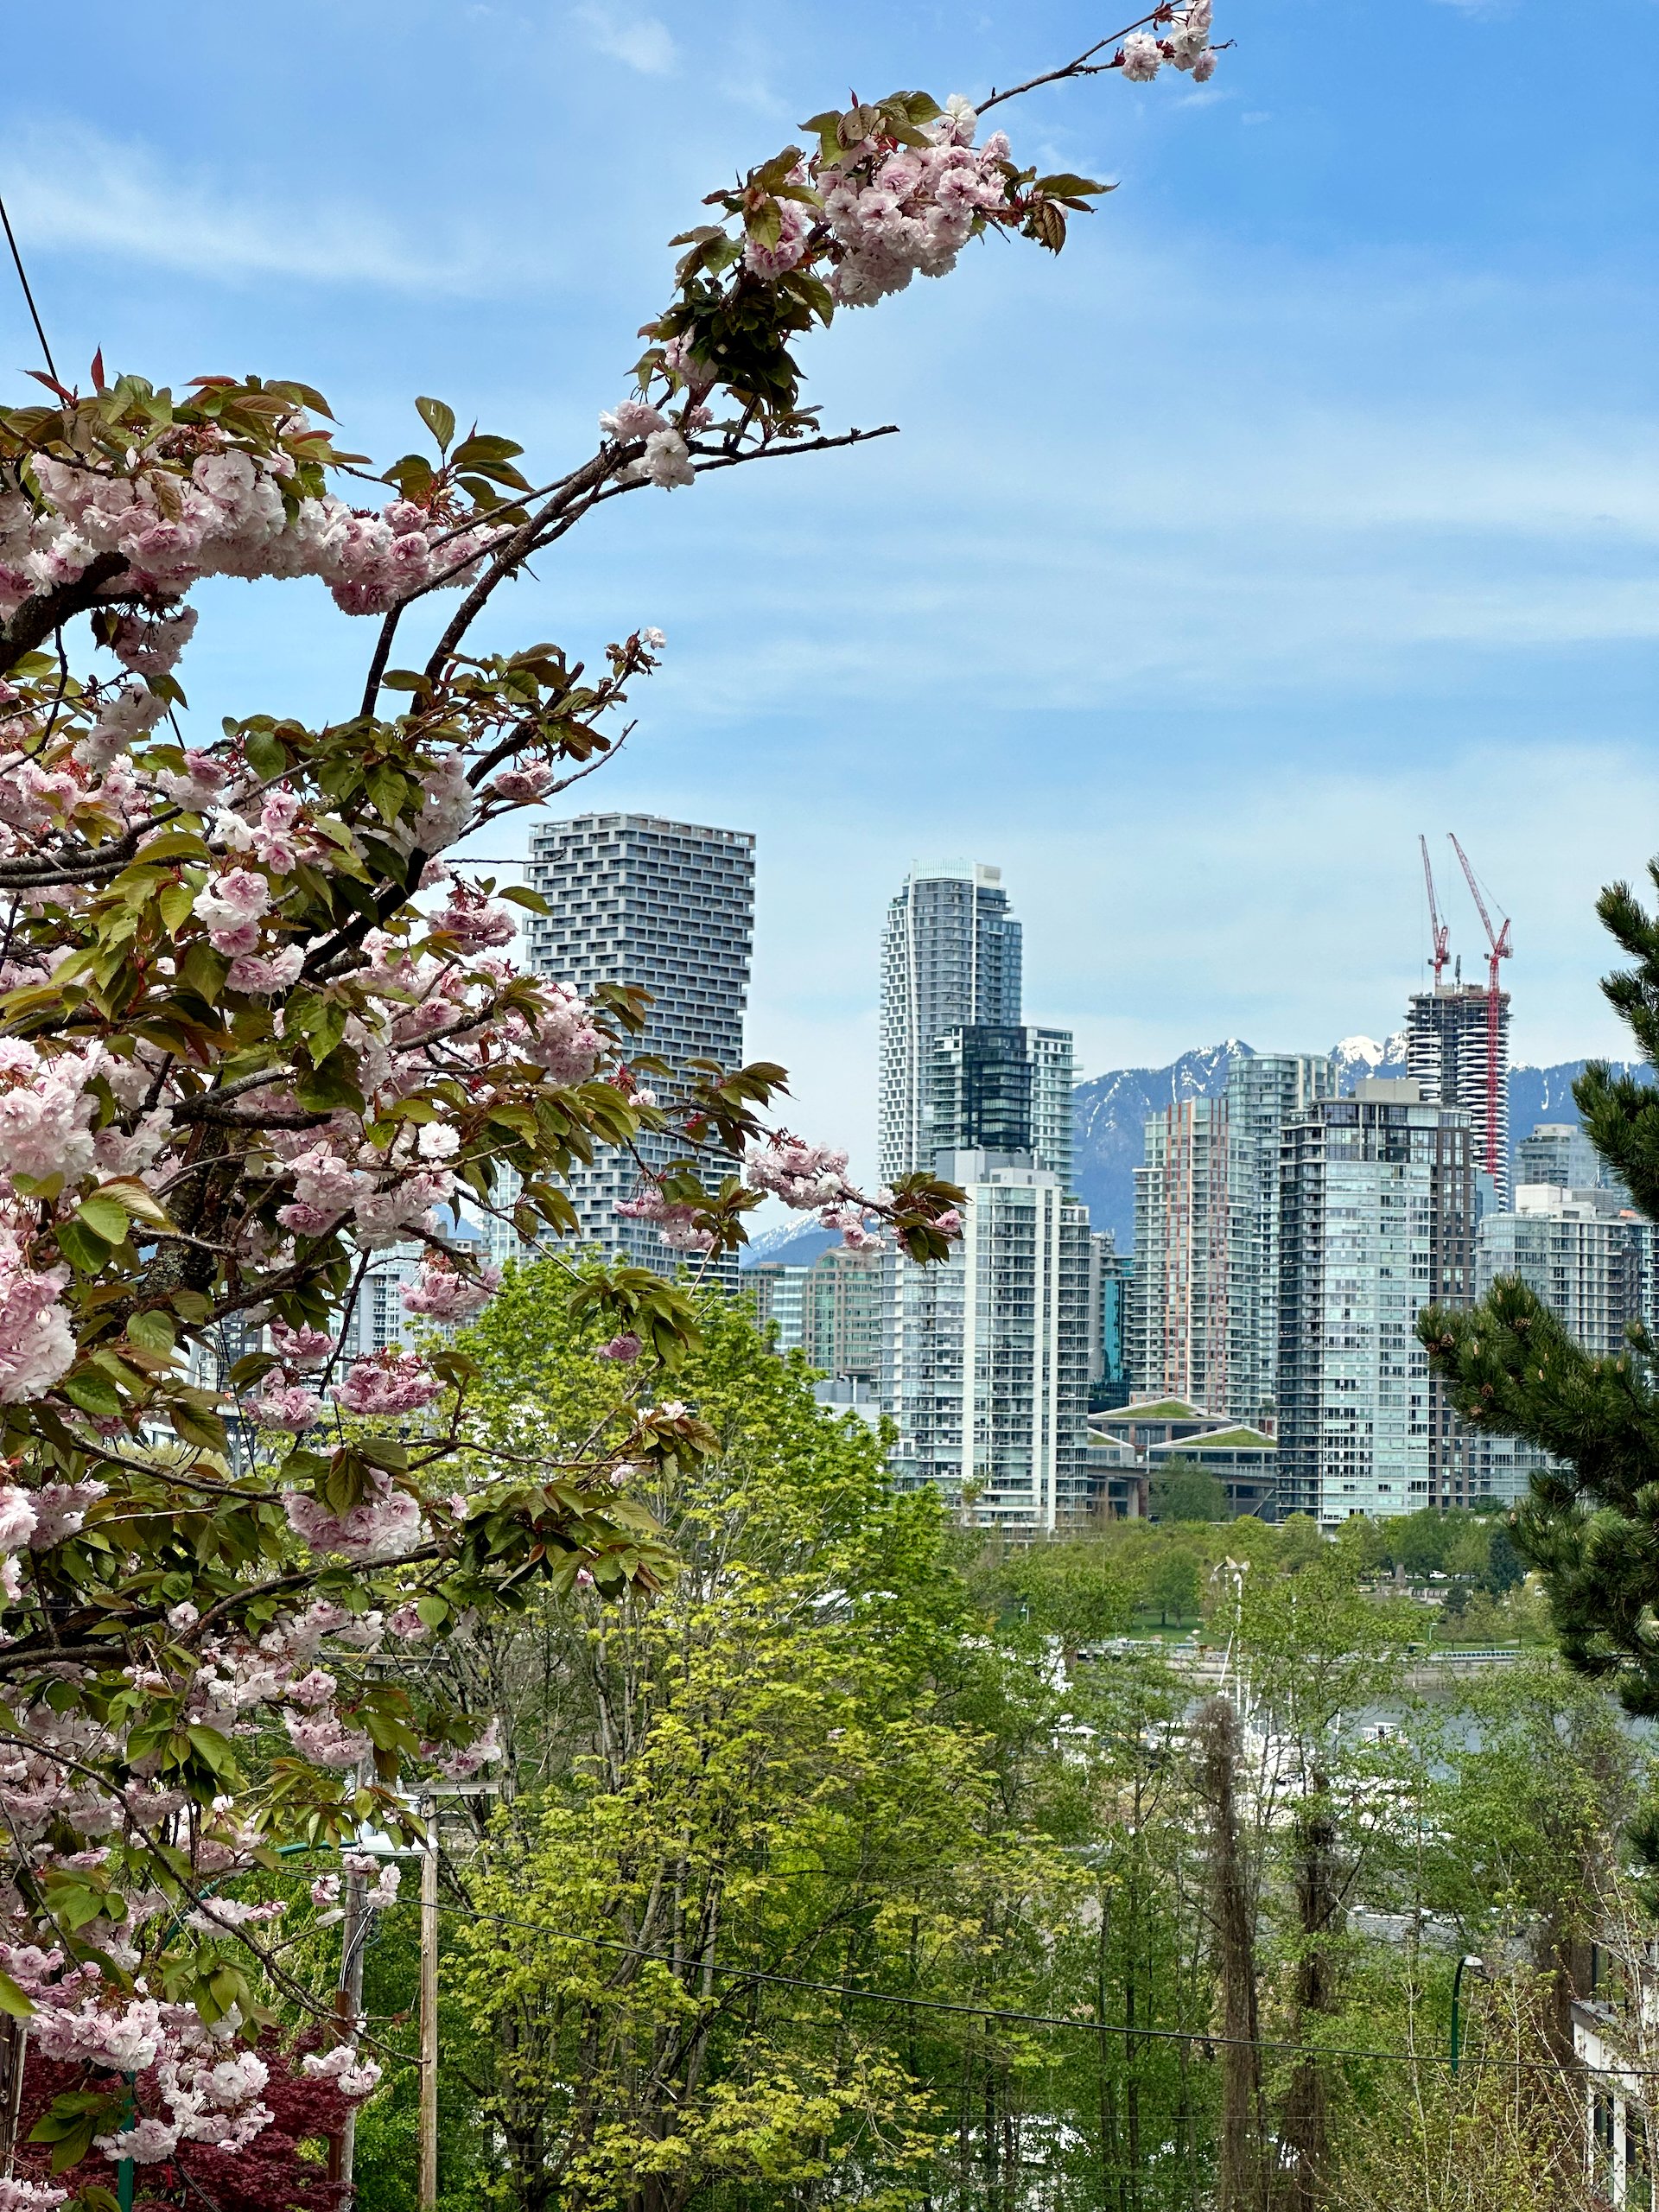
[{"x1": 879, "y1": 863, "x2": 1021, "y2": 1184}]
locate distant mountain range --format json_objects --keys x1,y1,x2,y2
[
  {"x1": 1072, "y1": 1040, "x2": 1644, "y2": 1248},
  {"x1": 738, "y1": 1043, "x2": 1649, "y2": 1267},
  {"x1": 739, "y1": 1221, "x2": 839, "y2": 1269}
]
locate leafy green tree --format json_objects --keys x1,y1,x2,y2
[
  {"x1": 982, "y1": 1536, "x2": 1143, "y2": 1645},
  {"x1": 1479, "y1": 1519, "x2": 1527, "y2": 1595},
  {"x1": 1151, "y1": 1459, "x2": 1228, "y2": 1523},
  {"x1": 1143, "y1": 1548, "x2": 1203, "y2": 1628},
  {"x1": 440, "y1": 1269, "x2": 1077, "y2": 2212}
]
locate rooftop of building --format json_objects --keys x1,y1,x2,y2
[
  {"x1": 1147, "y1": 1426, "x2": 1276, "y2": 1454},
  {"x1": 1096, "y1": 1398, "x2": 1218, "y2": 1423},
  {"x1": 530, "y1": 812, "x2": 754, "y2": 846}
]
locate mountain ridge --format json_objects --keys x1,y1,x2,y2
[{"x1": 1072, "y1": 1042, "x2": 1643, "y2": 1247}]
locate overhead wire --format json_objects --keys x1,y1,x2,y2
[{"x1": 316, "y1": 1886, "x2": 1637, "y2": 2079}]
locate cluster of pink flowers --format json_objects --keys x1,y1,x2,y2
[
  {"x1": 276, "y1": 1132, "x2": 455, "y2": 1251},
  {"x1": 0, "y1": 1234, "x2": 74, "y2": 1407},
  {"x1": 248, "y1": 1372, "x2": 322, "y2": 1433},
  {"x1": 819, "y1": 100, "x2": 1012, "y2": 308},
  {"x1": 0, "y1": 1040, "x2": 101, "y2": 1185},
  {"x1": 301, "y1": 2041, "x2": 383, "y2": 2102},
  {"x1": 745, "y1": 1134, "x2": 851, "y2": 1209},
  {"x1": 269, "y1": 1319, "x2": 334, "y2": 1367},
  {"x1": 193, "y1": 868, "x2": 270, "y2": 957},
  {"x1": 284, "y1": 1471, "x2": 423, "y2": 1564},
  {"x1": 0, "y1": 445, "x2": 504, "y2": 626},
  {"x1": 402, "y1": 1254, "x2": 501, "y2": 1323},
  {"x1": 599, "y1": 400, "x2": 697, "y2": 490},
  {"x1": 432, "y1": 880, "x2": 517, "y2": 952},
  {"x1": 435, "y1": 1715, "x2": 501, "y2": 1779},
  {"x1": 1120, "y1": 0, "x2": 1217, "y2": 83},
  {"x1": 615, "y1": 1187, "x2": 715, "y2": 1255},
  {"x1": 742, "y1": 1132, "x2": 959, "y2": 1255},
  {"x1": 524, "y1": 981, "x2": 607, "y2": 1082},
  {"x1": 333, "y1": 1347, "x2": 443, "y2": 1418}
]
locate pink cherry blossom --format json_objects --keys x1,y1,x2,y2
[
  {"x1": 0, "y1": 1240, "x2": 76, "y2": 1405},
  {"x1": 248, "y1": 1374, "x2": 322, "y2": 1433},
  {"x1": 193, "y1": 868, "x2": 271, "y2": 956},
  {"x1": 334, "y1": 1350, "x2": 442, "y2": 1416},
  {"x1": 0, "y1": 1484, "x2": 37, "y2": 1550},
  {"x1": 0, "y1": 1040, "x2": 101, "y2": 1185},
  {"x1": 269, "y1": 1319, "x2": 335, "y2": 1367},
  {"x1": 745, "y1": 1133, "x2": 851, "y2": 1209},
  {"x1": 401, "y1": 1255, "x2": 501, "y2": 1323}
]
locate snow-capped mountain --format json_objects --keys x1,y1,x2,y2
[
  {"x1": 1330, "y1": 1032, "x2": 1408, "y2": 1084},
  {"x1": 1071, "y1": 1041, "x2": 1255, "y2": 1249},
  {"x1": 1071, "y1": 1040, "x2": 1647, "y2": 1246},
  {"x1": 737, "y1": 1219, "x2": 839, "y2": 1270}
]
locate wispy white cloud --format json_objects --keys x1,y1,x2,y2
[
  {"x1": 0, "y1": 122, "x2": 504, "y2": 292},
  {"x1": 573, "y1": 3, "x2": 677, "y2": 75}
]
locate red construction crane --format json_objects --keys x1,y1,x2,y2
[
  {"x1": 1420, "y1": 834, "x2": 1450, "y2": 988},
  {"x1": 1448, "y1": 833, "x2": 1512, "y2": 1180}
]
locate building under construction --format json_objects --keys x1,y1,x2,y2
[
  {"x1": 1409, "y1": 836, "x2": 1513, "y2": 1209},
  {"x1": 1405, "y1": 983, "x2": 1511, "y2": 1207}
]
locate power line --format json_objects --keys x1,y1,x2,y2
[
  {"x1": 0, "y1": 194, "x2": 58, "y2": 385},
  {"x1": 407, "y1": 1895, "x2": 1627, "y2": 2078}
]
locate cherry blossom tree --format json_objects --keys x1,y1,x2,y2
[{"x1": 0, "y1": 8, "x2": 1220, "y2": 2198}]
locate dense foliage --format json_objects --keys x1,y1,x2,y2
[{"x1": 334, "y1": 1270, "x2": 1653, "y2": 2212}]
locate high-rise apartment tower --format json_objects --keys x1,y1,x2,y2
[
  {"x1": 524, "y1": 813, "x2": 754, "y2": 1278},
  {"x1": 880, "y1": 863, "x2": 1022, "y2": 1183},
  {"x1": 1226, "y1": 1054, "x2": 1340, "y2": 1428},
  {"x1": 1276, "y1": 1077, "x2": 1475, "y2": 1522},
  {"x1": 927, "y1": 1022, "x2": 1075, "y2": 1185},
  {"x1": 883, "y1": 1149, "x2": 1092, "y2": 1530},
  {"x1": 1129, "y1": 1096, "x2": 1232, "y2": 1414}
]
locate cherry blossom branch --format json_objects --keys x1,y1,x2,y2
[{"x1": 977, "y1": 9, "x2": 1168, "y2": 111}]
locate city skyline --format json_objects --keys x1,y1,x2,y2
[{"x1": 14, "y1": 2, "x2": 1655, "y2": 1205}]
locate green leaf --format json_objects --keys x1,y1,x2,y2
[
  {"x1": 55, "y1": 1220, "x2": 113, "y2": 1274},
  {"x1": 62, "y1": 1372, "x2": 124, "y2": 1418},
  {"x1": 0, "y1": 1969, "x2": 35, "y2": 2019},
  {"x1": 180, "y1": 939, "x2": 231, "y2": 1005},
  {"x1": 245, "y1": 730, "x2": 289, "y2": 781},
  {"x1": 500, "y1": 886, "x2": 551, "y2": 914},
  {"x1": 99, "y1": 1177, "x2": 176, "y2": 1231},
  {"x1": 416, "y1": 396, "x2": 456, "y2": 452},
  {"x1": 171, "y1": 1402, "x2": 227, "y2": 1453},
  {"x1": 159, "y1": 880, "x2": 195, "y2": 932},
  {"x1": 127, "y1": 1309, "x2": 178, "y2": 1358},
  {"x1": 1033, "y1": 171, "x2": 1110, "y2": 199},
  {"x1": 74, "y1": 1193, "x2": 130, "y2": 1243},
  {"x1": 132, "y1": 829, "x2": 211, "y2": 863},
  {"x1": 293, "y1": 1049, "x2": 365, "y2": 1114},
  {"x1": 451, "y1": 432, "x2": 524, "y2": 467},
  {"x1": 186, "y1": 1723, "x2": 237, "y2": 1777}
]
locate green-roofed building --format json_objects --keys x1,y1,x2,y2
[{"x1": 1147, "y1": 1426, "x2": 1279, "y2": 1522}]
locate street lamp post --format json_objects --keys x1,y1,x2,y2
[{"x1": 1450, "y1": 1953, "x2": 1485, "y2": 2076}]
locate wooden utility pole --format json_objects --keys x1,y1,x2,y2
[
  {"x1": 0, "y1": 2017, "x2": 26, "y2": 2174},
  {"x1": 1195, "y1": 1695, "x2": 1266, "y2": 2212},
  {"x1": 327, "y1": 1856, "x2": 369, "y2": 2195},
  {"x1": 419, "y1": 1809, "x2": 439, "y2": 2212}
]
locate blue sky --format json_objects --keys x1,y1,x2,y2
[{"x1": 6, "y1": 0, "x2": 1658, "y2": 1180}]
